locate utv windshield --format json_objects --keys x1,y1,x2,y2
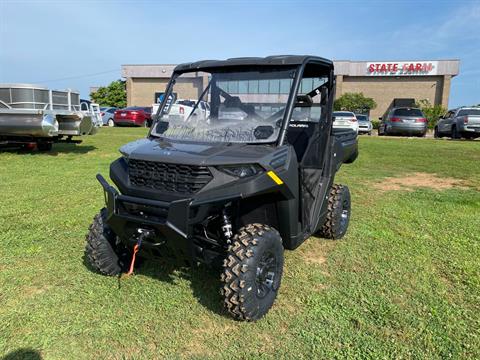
[{"x1": 151, "y1": 68, "x2": 302, "y2": 143}]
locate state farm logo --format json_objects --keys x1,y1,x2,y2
[{"x1": 367, "y1": 62, "x2": 437, "y2": 76}]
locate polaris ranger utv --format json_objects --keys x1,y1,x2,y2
[{"x1": 85, "y1": 55, "x2": 358, "y2": 321}]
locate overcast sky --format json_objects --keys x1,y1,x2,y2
[{"x1": 1, "y1": 0, "x2": 479, "y2": 107}]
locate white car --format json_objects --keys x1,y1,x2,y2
[
  {"x1": 152, "y1": 99, "x2": 210, "y2": 121},
  {"x1": 355, "y1": 114, "x2": 372, "y2": 135},
  {"x1": 332, "y1": 111, "x2": 359, "y2": 133}
]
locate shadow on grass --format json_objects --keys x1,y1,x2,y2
[
  {"x1": 141, "y1": 259, "x2": 227, "y2": 318},
  {"x1": 2, "y1": 348, "x2": 42, "y2": 360},
  {"x1": 82, "y1": 252, "x2": 228, "y2": 318},
  {"x1": 0, "y1": 144, "x2": 96, "y2": 156}
]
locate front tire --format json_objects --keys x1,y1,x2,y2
[
  {"x1": 221, "y1": 224, "x2": 284, "y2": 321},
  {"x1": 317, "y1": 184, "x2": 351, "y2": 240},
  {"x1": 108, "y1": 119, "x2": 114, "y2": 127},
  {"x1": 85, "y1": 208, "x2": 128, "y2": 275}
]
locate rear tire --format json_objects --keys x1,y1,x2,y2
[
  {"x1": 85, "y1": 208, "x2": 129, "y2": 276},
  {"x1": 452, "y1": 125, "x2": 460, "y2": 139},
  {"x1": 221, "y1": 224, "x2": 284, "y2": 321},
  {"x1": 108, "y1": 119, "x2": 114, "y2": 127},
  {"x1": 434, "y1": 127, "x2": 440, "y2": 138},
  {"x1": 317, "y1": 184, "x2": 351, "y2": 240}
]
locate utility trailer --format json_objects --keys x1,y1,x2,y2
[{"x1": 0, "y1": 84, "x2": 102, "y2": 151}]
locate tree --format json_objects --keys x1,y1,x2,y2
[
  {"x1": 415, "y1": 99, "x2": 447, "y2": 129},
  {"x1": 334, "y1": 92, "x2": 377, "y2": 113},
  {"x1": 90, "y1": 80, "x2": 126, "y2": 108}
]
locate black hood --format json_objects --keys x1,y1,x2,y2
[{"x1": 122, "y1": 137, "x2": 275, "y2": 166}]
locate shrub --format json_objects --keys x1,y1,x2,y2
[
  {"x1": 334, "y1": 92, "x2": 377, "y2": 113},
  {"x1": 371, "y1": 119, "x2": 380, "y2": 130},
  {"x1": 415, "y1": 99, "x2": 447, "y2": 129}
]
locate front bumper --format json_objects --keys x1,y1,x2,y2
[
  {"x1": 358, "y1": 123, "x2": 372, "y2": 133},
  {"x1": 97, "y1": 174, "x2": 205, "y2": 260}
]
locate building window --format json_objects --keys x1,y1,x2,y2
[
  {"x1": 280, "y1": 79, "x2": 292, "y2": 94},
  {"x1": 259, "y1": 80, "x2": 269, "y2": 94},
  {"x1": 238, "y1": 80, "x2": 248, "y2": 94},
  {"x1": 228, "y1": 81, "x2": 239, "y2": 94},
  {"x1": 248, "y1": 80, "x2": 259, "y2": 94},
  {"x1": 269, "y1": 79, "x2": 280, "y2": 94}
]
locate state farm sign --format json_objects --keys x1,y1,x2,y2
[{"x1": 367, "y1": 61, "x2": 438, "y2": 76}]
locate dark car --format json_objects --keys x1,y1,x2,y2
[
  {"x1": 85, "y1": 55, "x2": 358, "y2": 321},
  {"x1": 113, "y1": 106, "x2": 152, "y2": 127},
  {"x1": 378, "y1": 107, "x2": 427, "y2": 137}
]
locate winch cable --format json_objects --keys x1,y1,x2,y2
[
  {"x1": 126, "y1": 240, "x2": 142, "y2": 276},
  {"x1": 122, "y1": 229, "x2": 153, "y2": 278}
]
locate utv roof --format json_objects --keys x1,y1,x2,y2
[{"x1": 174, "y1": 55, "x2": 333, "y2": 73}]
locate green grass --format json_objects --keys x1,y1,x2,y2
[{"x1": 1, "y1": 129, "x2": 479, "y2": 359}]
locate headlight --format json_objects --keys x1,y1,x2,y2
[{"x1": 217, "y1": 164, "x2": 263, "y2": 178}]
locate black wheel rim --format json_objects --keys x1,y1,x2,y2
[
  {"x1": 340, "y1": 198, "x2": 349, "y2": 229},
  {"x1": 256, "y1": 251, "x2": 277, "y2": 299}
]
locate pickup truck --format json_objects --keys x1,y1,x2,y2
[
  {"x1": 152, "y1": 99, "x2": 210, "y2": 121},
  {"x1": 435, "y1": 107, "x2": 480, "y2": 139}
]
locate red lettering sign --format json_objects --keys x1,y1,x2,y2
[{"x1": 367, "y1": 62, "x2": 435, "y2": 75}]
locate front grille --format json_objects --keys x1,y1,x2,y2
[{"x1": 128, "y1": 159, "x2": 213, "y2": 195}]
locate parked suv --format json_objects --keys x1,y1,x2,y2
[
  {"x1": 378, "y1": 107, "x2": 427, "y2": 137},
  {"x1": 355, "y1": 114, "x2": 372, "y2": 135},
  {"x1": 114, "y1": 106, "x2": 152, "y2": 127},
  {"x1": 434, "y1": 107, "x2": 480, "y2": 139}
]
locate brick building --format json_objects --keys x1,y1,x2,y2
[{"x1": 121, "y1": 59, "x2": 459, "y2": 119}]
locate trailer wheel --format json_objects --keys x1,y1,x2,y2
[
  {"x1": 317, "y1": 184, "x2": 351, "y2": 240},
  {"x1": 85, "y1": 208, "x2": 129, "y2": 275},
  {"x1": 221, "y1": 224, "x2": 284, "y2": 321},
  {"x1": 37, "y1": 142, "x2": 52, "y2": 152}
]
